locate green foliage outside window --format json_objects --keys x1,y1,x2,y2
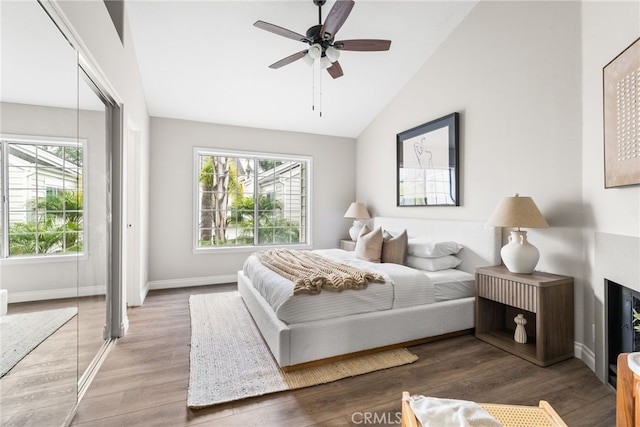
[
  {"x1": 8, "y1": 190, "x2": 83, "y2": 255},
  {"x1": 197, "y1": 153, "x2": 304, "y2": 247},
  {"x1": 227, "y1": 194, "x2": 300, "y2": 245}
]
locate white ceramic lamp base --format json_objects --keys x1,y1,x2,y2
[
  {"x1": 501, "y1": 230, "x2": 540, "y2": 274},
  {"x1": 349, "y1": 220, "x2": 364, "y2": 241}
]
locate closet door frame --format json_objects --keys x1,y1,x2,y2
[{"x1": 39, "y1": 0, "x2": 127, "y2": 340}]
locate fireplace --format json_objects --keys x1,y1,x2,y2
[{"x1": 607, "y1": 279, "x2": 640, "y2": 388}]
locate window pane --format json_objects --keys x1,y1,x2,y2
[
  {"x1": 196, "y1": 151, "x2": 308, "y2": 248},
  {"x1": 2, "y1": 139, "x2": 84, "y2": 257},
  {"x1": 255, "y1": 158, "x2": 304, "y2": 246}
]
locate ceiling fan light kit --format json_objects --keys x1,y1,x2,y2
[
  {"x1": 325, "y1": 46, "x2": 340, "y2": 62},
  {"x1": 308, "y1": 43, "x2": 323, "y2": 60}
]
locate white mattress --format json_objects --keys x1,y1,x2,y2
[
  {"x1": 243, "y1": 249, "x2": 473, "y2": 324},
  {"x1": 425, "y1": 269, "x2": 476, "y2": 302}
]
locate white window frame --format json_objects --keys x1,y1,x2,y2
[
  {"x1": 193, "y1": 147, "x2": 312, "y2": 253},
  {"x1": 0, "y1": 134, "x2": 87, "y2": 260}
]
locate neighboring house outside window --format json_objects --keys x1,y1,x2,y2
[
  {"x1": 0, "y1": 135, "x2": 85, "y2": 258},
  {"x1": 194, "y1": 148, "x2": 311, "y2": 249}
]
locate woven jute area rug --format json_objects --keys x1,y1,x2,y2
[
  {"x1": 187, "y1": 292, "x2": 418, "y2": 409},
  {"x1": 0, "y1": 307, "x2": 77, "y2": 377}
]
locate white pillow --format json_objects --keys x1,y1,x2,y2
[
  {"x1": 406, "y1": 255, "x2": 462, "y2": 271},
  {"x1": 407, "y1": 239, "x2": 462, "y2": 258}
]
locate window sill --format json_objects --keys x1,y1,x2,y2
[
  {"x1": 0, "y1": 253, "x2": 88, "y2": 265},
  {"x1": 193, "y1": 243, "x2": 313, "y2": 255}
]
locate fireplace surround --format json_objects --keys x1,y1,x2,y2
[
  {"x1": 598, "y1": 232, "x2": 640, "y2": 387},
  {"x1": 607, "y1": 279, "x2": 640, "y2": 388}
]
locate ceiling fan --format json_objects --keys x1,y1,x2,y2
[{"x1": 254, "y1": 0, "x2": 391, "y2": 79}]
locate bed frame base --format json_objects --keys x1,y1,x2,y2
[
  {"x1": 281, "y1": 329, "x2": 473, "y2": 372},
  {"x1": 238, "y1": 270, "x2": 475, "y2": 368}
]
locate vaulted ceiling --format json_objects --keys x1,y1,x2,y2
[{"x1": 125, "y1": 1, "x2": 478, "y2": 138}]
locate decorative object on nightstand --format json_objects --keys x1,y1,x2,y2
[
  {"x1": 486, "y1": 193, "x2": 549, "y2": 274},
  {"x1": 514, "y1": 314, "x2": 527, "y2": 344},
  {"x1": 344, "y1": 201, "x2": 370, "y2": 241}
]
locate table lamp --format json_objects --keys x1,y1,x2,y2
[
  {"x1": 487, "y1": 194, "x2": 549, "y2": 274},
  {"x1": 344, "y1": 202, "x2": 371, "y2": 241}
]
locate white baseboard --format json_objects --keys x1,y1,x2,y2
[
  {"x1": 147, "y1": 274, "x2": 237, "y2": 291},
  {"x1": 8, "y1": 285, "x2": 105, "y2": 303},
  {"x1": 574, "y1": 341, "x2": 596, "y2": 372},
  {"x1": 139, "y1": 281, "x2": 150, "y2": 306}
]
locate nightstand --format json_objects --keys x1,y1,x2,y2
[
  {"x1": 475, "y1": 265, "x2": 574, "y2": 367},
  {"x1": 339, "y1": 239, "x2": 356, "y2": 251}
]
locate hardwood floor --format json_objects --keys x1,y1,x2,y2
[
  {"x1": 1, "y1": 295, "x2": 107, "y2": 427},
  {"x1": 72, "y1": 284, "x2": 616, "y2": 426}
]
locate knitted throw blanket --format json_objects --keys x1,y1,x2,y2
[{"x1": 255, "y1": 248, "x2": 386, "y2": 295}]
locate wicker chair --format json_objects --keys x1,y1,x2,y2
[{"x1": 401, "y1": 391, "x2": 567, "y2": 427}]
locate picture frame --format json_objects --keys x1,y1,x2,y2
[
  {"x1": 397, "y1": 112, "x2": 459, "y2": 206},
  {"x1": 603, "y1": 36, "x2": 640, "y2": 188}
]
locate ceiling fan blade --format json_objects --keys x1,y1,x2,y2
[
  {"x1": 334, "y1": 39, "x2": 392, "y2": 51},
  {"x1": 269, "y1": 50, "x2": 308, "y2": 69},
  {"x1": 254, "y1": 20, "x2": 308, "y2": 42},
  {"x1": 320, "y1": 0, "x2": 355, "y2": 40},
  {"x1": 327, "y1": 61, "x2": 344, "y2": 79}
]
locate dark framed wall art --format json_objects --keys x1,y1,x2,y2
[
  {"x1": 397, "y1": 112, "x2": 459, "y2": 206},
  {"x1": 604, "y1": 36, "x2": 640, "y2": 188}
]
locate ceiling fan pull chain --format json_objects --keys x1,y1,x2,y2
[
  {"x1": 311, "y1": 64, "x2": 315, "y2": 112},
  {"x1": 319, "y1": 67, "x2": 322, "y2": 117}
]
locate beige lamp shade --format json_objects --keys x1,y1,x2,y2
[
  {"x1": 344, "y1": 202, "x2": 371, "y2": 219},
  {"x1": 486, "y1": 194, "x2": 549, "y2": 229}
]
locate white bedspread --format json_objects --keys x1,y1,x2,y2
[{"x1": 242, "y1": 249, "x2": 435, "y2": 324}]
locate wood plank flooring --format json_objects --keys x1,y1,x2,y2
[
  {"x1": 1, "y1": 295, "x2": 107, "y2": 427},
  {"x1": 72, "y1": 284, "x2": 616, "y2": 426}
]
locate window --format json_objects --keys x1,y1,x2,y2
[
  {"x1": 0, "y1": 136, "x2": 85, "y2": 258},
  {"x1": 195, "y1": 149, "x2": 310, "y2": 249}
]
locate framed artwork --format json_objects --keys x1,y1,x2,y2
[
  {"x1": 397, "y1": 112, "x2": 459, "y2": 206},
  {"x1": 604, "y1": 36, "x2": 640, "y2": 188}
]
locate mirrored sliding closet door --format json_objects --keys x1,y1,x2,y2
[{"x1": 0, "y1": 1, "x2": 114, "y2": 425}]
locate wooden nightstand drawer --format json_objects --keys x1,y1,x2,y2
[{"x1": 477, "y1": 274, "x2": 538, "y2": 313}]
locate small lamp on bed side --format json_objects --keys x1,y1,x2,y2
[
  {"x1": 344, "y1": 202, "x2": 371, "y2": 241},
  {"x1": 487, "y1": 194, "x2": 549, "y2": 274}
]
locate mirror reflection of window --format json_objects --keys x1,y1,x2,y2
[{"x1": 0, "y1": 1, "x2": 81, "y2": 424}]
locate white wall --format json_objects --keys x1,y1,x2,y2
[
  {"x1": 357, "y1": 0, "x2": 589, "y2": 356},
  {"x1": 581, "y1": 0, "x2": 640, "y2": 380},
  {"x1": 146, "y1": 117, "x2": 356, "y2": 288}
]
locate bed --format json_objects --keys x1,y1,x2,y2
[{"x1": 237, "y1": 217, "x2": 501, "y2": 369}]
